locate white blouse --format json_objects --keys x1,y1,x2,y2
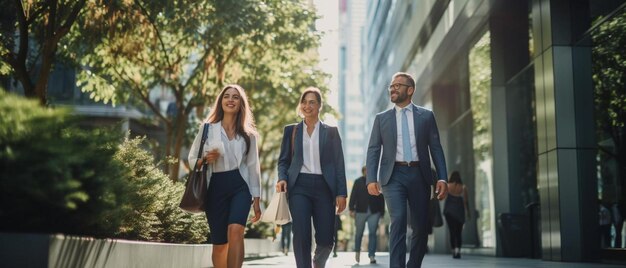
[
  {"x1": 300, "y1": 120, "x2": 322, "y2": 175},
  {"x1": 187, "y1": 121, "x2": 261, "y2": 198}
]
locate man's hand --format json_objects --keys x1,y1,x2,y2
[
  {"x1": 367, "y1": 182, "x2": 382, "y2": 196},
  {"x1": 336, "y1": 196, "x2": 346, "y2": 214},
  {"x1": 276, "y1": 180, "x2": 287, "y2": 193},
  {"x1": 436, "y1": 180, "x2": 448, "y2": 200}
]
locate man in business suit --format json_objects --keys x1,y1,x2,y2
[
  {"x1": 366, "y1": 72, "x2": 448, "y2": 267},
  {"x1": 277, "y1": 87, "x2": 348, "y2": 268}
]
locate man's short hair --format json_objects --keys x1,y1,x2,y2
[{"x1": 392, "y1": 72, "x2": 415, "y2": 88}]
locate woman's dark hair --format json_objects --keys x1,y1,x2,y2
[
  {"x1": 449, "y1": 171, "x2": 463, "y2": 184},
  {"x1": 296, "y1": 87, "x2": 323, "y2": 118}
]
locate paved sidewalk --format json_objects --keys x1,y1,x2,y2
[{"x1": 243, "y1": 252, "x2": 624, "y2": 268}]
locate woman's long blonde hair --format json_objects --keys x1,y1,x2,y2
[{"x1": 206, "y1": 84, "x2": 257, "y2": 154}]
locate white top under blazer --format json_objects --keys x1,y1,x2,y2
[
  {"x1": 188, "y1": 121, "x2": 261, "y2": 198},
  {"x1": 300, "y1": 120, "x2": 322, "y2": 175}
]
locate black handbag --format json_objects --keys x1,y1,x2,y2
[{"x1": 179, "y1": 123, "x2": 210, "y2": 213}]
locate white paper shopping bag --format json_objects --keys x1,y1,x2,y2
[{"x1": 261, "y1": 192, "x2": 291, "y2": 225}]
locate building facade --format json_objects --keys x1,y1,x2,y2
[
  {"x1": 339, "y1": 0, "x2": 368, "y2": 181},
  {"x1": 362, "y1": 0, "x2": 626, "y2": 263}
]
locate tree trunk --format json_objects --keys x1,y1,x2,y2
[
  {"x1": 169, "y1": 109, "x2": 188, "y2": 182},
  {"x1": 35, "y1": 39, "x2": 58, "y2": 105},
  {"x1": 164, "y1": 124, "x2": 173, "y2": 176}
]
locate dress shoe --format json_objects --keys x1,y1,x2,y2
[{"x1": 369, "y1": 257, "x2": 376, "y2": 264}]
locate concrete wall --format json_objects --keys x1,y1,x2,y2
[{"x1": 0, "y1": 233, "x2": 279, "y2": 268}]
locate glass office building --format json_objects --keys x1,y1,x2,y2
[{"x1": 362, "y1": 0, "x2": 625, "y2": 263}]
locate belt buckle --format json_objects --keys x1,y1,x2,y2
[{"x1": 406, "y1": 161, "x2": 413, "y2": 167}]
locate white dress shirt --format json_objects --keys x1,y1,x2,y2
[
  {"x1": 188, "y1": 121, "x2": 261, "y2": 197},
  {"x1": 300, "y1": 120, "x2": 322, "y2": 174},
  {"x1": 394, "y1": 104, "x2": 419, "y2": 162}
]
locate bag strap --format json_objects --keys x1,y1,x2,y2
[
  {"x1": 290, "y1": 124, "x2": 298, "y2": 158},
  {"x1": 193, "y1": 123, "x2": 210, "y2": 170}
]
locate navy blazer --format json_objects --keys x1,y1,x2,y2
[
  {"x1": 277, "y1": 121, "x2": 348, "y2": 198},
  {"x1": 366, "y1": 104, "x2": 448, "y2": 186}
]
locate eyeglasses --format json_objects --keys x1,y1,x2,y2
[{"x1": 388, "y1": 83, "x2": 412, "y2": 91}]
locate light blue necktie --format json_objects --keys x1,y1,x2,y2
[{"x1": 401, "y1": 107, "x2": 413, "y2": 162}]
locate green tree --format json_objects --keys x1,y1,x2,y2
[
  {"x1": 0, "y1": 0, "x2": 87, "y2": 105},
  {"x1": 592, "y1": 10, "x2": 626, "y2": 211},
  {"x1": 469, "y1": 31, "x2": 492, "y2": 162},
  {"x1": 64, "y1": 0, "x2": 325, "y2": 182}
]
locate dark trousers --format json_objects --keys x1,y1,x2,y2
[
  {"x1": 289, "y1": 173, "x2": 335, "y2": 268},
  {"x1": 281, "y1": 223, "x2": 292, "y2": 251},
  {"x1": 445, "y1": 215, "x2": 463, "y2": 249},
  {"x1": 382, "y1": 166, "x2": 429, "y2": 268}
]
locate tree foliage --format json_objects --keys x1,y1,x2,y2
[
  {"x1": 0, "y1": 0, "x2": 87, "y2": 104},
  {"x1": 63, "y1": 0, "x2": 328, "y2": 183},
  {"x1": 469, "y1": 31, "x2": 492, "y2": 161},
  {"x1": 592, "y1": 9, "x2": 626, "y2": 209}
]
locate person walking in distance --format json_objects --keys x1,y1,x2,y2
[
  {"x1": 280, "y1": 223, "x2": 292, "y2": 255},
  {"x1": 443, "y1": 171, "x2": 470, "y2": 258},
  {"x1": 349, "y1": 166, "x2": 385, "y2": 264},
  {"x1": 366, "y1": 72, "x2": 449, "y2": 267}
]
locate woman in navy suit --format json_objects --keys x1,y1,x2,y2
[
  {"x1": 276, "y1": 87, "x2": 347, "y2": 268},
  {"x1": 188, "y1": 84, "x2": 262, "y2": 268}
]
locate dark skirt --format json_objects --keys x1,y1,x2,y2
[{"x1": 204, "y1": 169, "x2": 251, "y2": 245}]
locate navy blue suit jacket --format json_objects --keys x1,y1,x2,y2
[
  {"x1": 277, "y1": 121, "x2": 348, "y2": 198},
  {"x1": 366, "y1": 104, "x2": 448, "y2": 186}
]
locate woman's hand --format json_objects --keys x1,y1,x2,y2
[
  {"x1": 203, "y1": 149, "x2": 220, "y2": 164},
  {"x1": 251, "y1": 197, "x2": 261, "y2": 223},
  {"x1": 276, "y1": 180, "x2": 287, "y2": 193}
]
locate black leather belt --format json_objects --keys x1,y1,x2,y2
[{"x1": 395, "y1": 161, "x2": 419, "y2": 167}]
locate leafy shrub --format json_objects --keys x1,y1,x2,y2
[
  {"x1": 0, "y1": 91, "x2": 208, "y2": 243},
  {"x1": 0, "y1": 90, "x2": 129, "y2": 236},
  {"x1": 114, "y1": 137, "x2": 208, "y2": 243}
]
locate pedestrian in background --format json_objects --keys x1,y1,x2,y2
[
  {"x1": 443, "y1": 171, "x2": 470, "y2": 259},
  {"x1": 188, "y1": 84, "x2": 262, "y2": 268},
  {"x1": 276, "y1": 87, "x2": 348, "y2": 268},
  {"x1": 281, "y1": 223, "x2": 293, "y2": 255},
  {"x1": 349, "y1": 166, "x2": 385, "y2": 264}
]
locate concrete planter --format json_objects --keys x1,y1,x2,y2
[{"x1": 0, "y1": 232, "x2": 278, "y2": 268}]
